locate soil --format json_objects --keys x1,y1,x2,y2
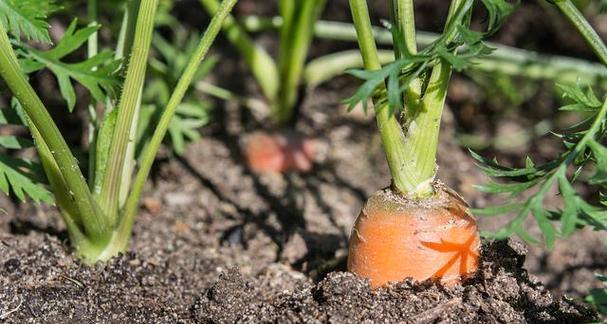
[{"x1": 2, "y1": 0, "x2": 607, "y2": 323}]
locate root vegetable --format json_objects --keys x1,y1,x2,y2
[
  {"x1": 347, "y1": 182, "x2": 480, "y2": 288},
  {"x1": 244, "y1": 131, "x2": 316, "y2": 173}
]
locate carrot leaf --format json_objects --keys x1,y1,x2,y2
[
  {"x1": 473, "y1": 83, "x2": 607, "y2": 246},
  {"x1": 586, "y1": 273, "x2": 607, "y2": 315},
  {"x1": 0, "y1": 0, "x2": 57, "y2": 43},
  {"x1": 345, "y1": 0, "x2": 517, "y2": 117},
  {"x1": 16, "y1": 19, "x2": 122, "y2": 111}
]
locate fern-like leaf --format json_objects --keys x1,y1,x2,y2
[
  {"x1": 17, "y1": 19, "x2": 122, "y2": 111},
  {"x1": 0, "y1": 104, "x2": 53, "y2": 203},
  {"x1": 345, "y1": 0, "x2": 516, "y2": 114},
  {"x1": 473, "y1": 83, "x2": 607, "y2": 246},
  {"x1": 0, "y1": 0, "x2": 57, "y2": 43},
  {"x1": 0, "y1": 154, "x2": 53, "y2": 203}
]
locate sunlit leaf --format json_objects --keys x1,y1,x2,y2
[{"x1": 17, "y1": 19, "x2": 122, "y2": 111}]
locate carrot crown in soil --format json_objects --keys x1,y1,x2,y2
[
  {"x1": 347, "y1": 0, "x2": 516, "y2": 199},
  {"x1": 0, "y1": 0, "x2": 238, "y2": 263}
]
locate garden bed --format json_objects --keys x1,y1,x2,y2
[{"x1": 1, "y1": 0, "x2": 607, "y2": 322}]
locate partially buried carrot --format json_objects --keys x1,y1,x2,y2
[
  {"x1": 245, "y1": 131, "x2": 316, "y2": 173},
  {"x1": 347, "y1": 183, "x2": 480, "y2": 289},
  {"x1": 346, "y1": 0, "x2": 485, "y2": 289}
]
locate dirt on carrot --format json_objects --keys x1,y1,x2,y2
[{"x1": 348, "y1": 182, "x2": 481, "y2": 288}]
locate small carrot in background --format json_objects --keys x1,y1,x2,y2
[
  {"x1": 345, "y1": 0, "x2": 515, "y2": 288},
  {"x1": 200, "y1": 0, "x2": 327, "y2": 174},
  {"x1": 245, "y1": 131, "x2": 317, "y2": 173}
]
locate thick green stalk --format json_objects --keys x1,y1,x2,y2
[
  {"x1": 98, "y1": 0, "x2": 158, "y2": 222},
  {"x1": 87, "y1": 0, "x2": 98, "y2": 57},
  {"x1": 115, "y1": 0, "x2": 144, "y2": 209},
  {"x1": 30, "y1": 123, "x2": 88, "y2": 248},
  {"x1": 91, "y1": 0, "x2": 140, "y2": 191},
  {"x1": 399, "y1": 0, "x2": 463, "y2": 197},
  {"x1": 400, "y1": 63, "x2": 451, "y2": 195},
  {"x1": 390, "y1": 0, "x2": 416, "y2": 54},
  {"x1": 0, "y1": 28, "x2": 110, "y2": 241},
  {"x1": 199, "y1": 0, "x2": 279, "y2": 101},
  {"x1": 273, "y1": 0, "x2": 327, "y2": 125},
  {"x1": 87, "y1": 0, "x2": 100, "y2": 187},
  {"x1": 113, "y1": 0, "x2": 239, "y2": 253},
  {"x1": 349, "y1": 0, "x2": 411, "y2": 196},
  {"x1": 116, "y1": 0, "x2": 141, "y2": 60},
  {"x1": 390, "y1": 0, "x2": 423, "y2": 124},
  {"x1": 553, "y1": 0, "x2": 607, "y2": 66},
  {"x1": 277, "y1": 0, "x2": 295, "y2": 70}
]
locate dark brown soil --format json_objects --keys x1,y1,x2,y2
[
  {"x1": 2, "y1": 0, "x2": 607, "y2": 322},
  {"x1": 0, "y1": 226, "x2": 597, "y2": 323},
  {"x1": 191, "y1": 240, "x2": 595, "y2": 324}
]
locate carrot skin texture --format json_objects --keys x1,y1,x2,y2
[{"x1": 348, "y1": 184, "x2": 480, "y2": 288}]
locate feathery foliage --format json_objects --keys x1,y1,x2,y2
[
  {"x1": 345, "y1": 0, "x2": 518, "y2": 115},
  {"x1": 0, "y1": 0, "x2": 57, "y2": 43},
  {"x1": 0, "y1": 104, "x2": 52, "y2": 203},
  {"x1": 472, "y1": 83, "x2": 607, "y2": 247},
  {"x1": 16, "y1": 20, "x2": 122, "y2": 111}
]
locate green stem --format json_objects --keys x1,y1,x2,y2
[
  {"x1": 242, "y1": 15, "x2": 396, "y2": 44},
  {"x1": 273, "y1": 0, "x2": 327, "y2": 125},
  {"x1": 304, "y1": 49, "x2": 395, "y2": 86},
  {"x1": 349, "y1": 0, "x2": 411, "y2": 196},
  {"x1": 98, "y1": 0, "x2": 158, "y2": 222},
  {"x1": 553, "y1": 0, "x2": 607, "y2": 66},
  {"x1": 87, "y1": 0, "x2": 98, "y2": 58},
  {"x1": 564, "y1": 97, "x2": 607, "y2": 165},
  {"x1": 115, "y1": 0, "x2": 238, "y2": 252},
  {"x1": 199, "y1": 0, "x2": 279, "y2": 101},
  {"x1": 114, "y1": 0, "x2": 144, "y2": 210},
  {"x1": 30, "y1": 122, "x2": 88, "y2": 248},
  {"x1": 390, "y1": 0, "x2": 423, "y2": 125},
  {"x1": 400, "y1": 0, "x2": 463, "y2": 197},
  {"x1": 277, "y1": 0, "x2": 295, "y2": 71},
  {"x1": 195, "y1": 81, "x2": 264, "y2": 110},
  {"x1": 87, "y1": 0, "x2": 99, "y2": 187},
  {"x1": 0, "y1": 28, "x2": 110, "y2": 241},
  {"x1": 305, "y1": 46, "x2": 607, "y2": 88},
  {"x1": 116, "y1": 0, "x2": 141, "y2": 60},
  {"x1": 390, "y1": 0, "x2": 416, "y2": 55}
]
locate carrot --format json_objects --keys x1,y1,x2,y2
[
  {"x1": 345, "y1": 0, "x2": 484, "y2": 288},
  {"x1": 347, "y1": 183, "x2": 480, "y2": 288},
  {"x1": 244, "y1": 131, "x2": 316, "y2": 173}
]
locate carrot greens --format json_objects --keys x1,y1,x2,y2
[
  {"x1": 472, "y1": 0, "x2": 607, "y2": 247},
  {"x1": 200, "y1": 0, "x2": 328, "y2": 125},
  {"x1": 347, "y1": 0, "x2": 517, "y2": 198},
  {"x1": 0, "y1": 0, "x2": 238, "y2": 263}
]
